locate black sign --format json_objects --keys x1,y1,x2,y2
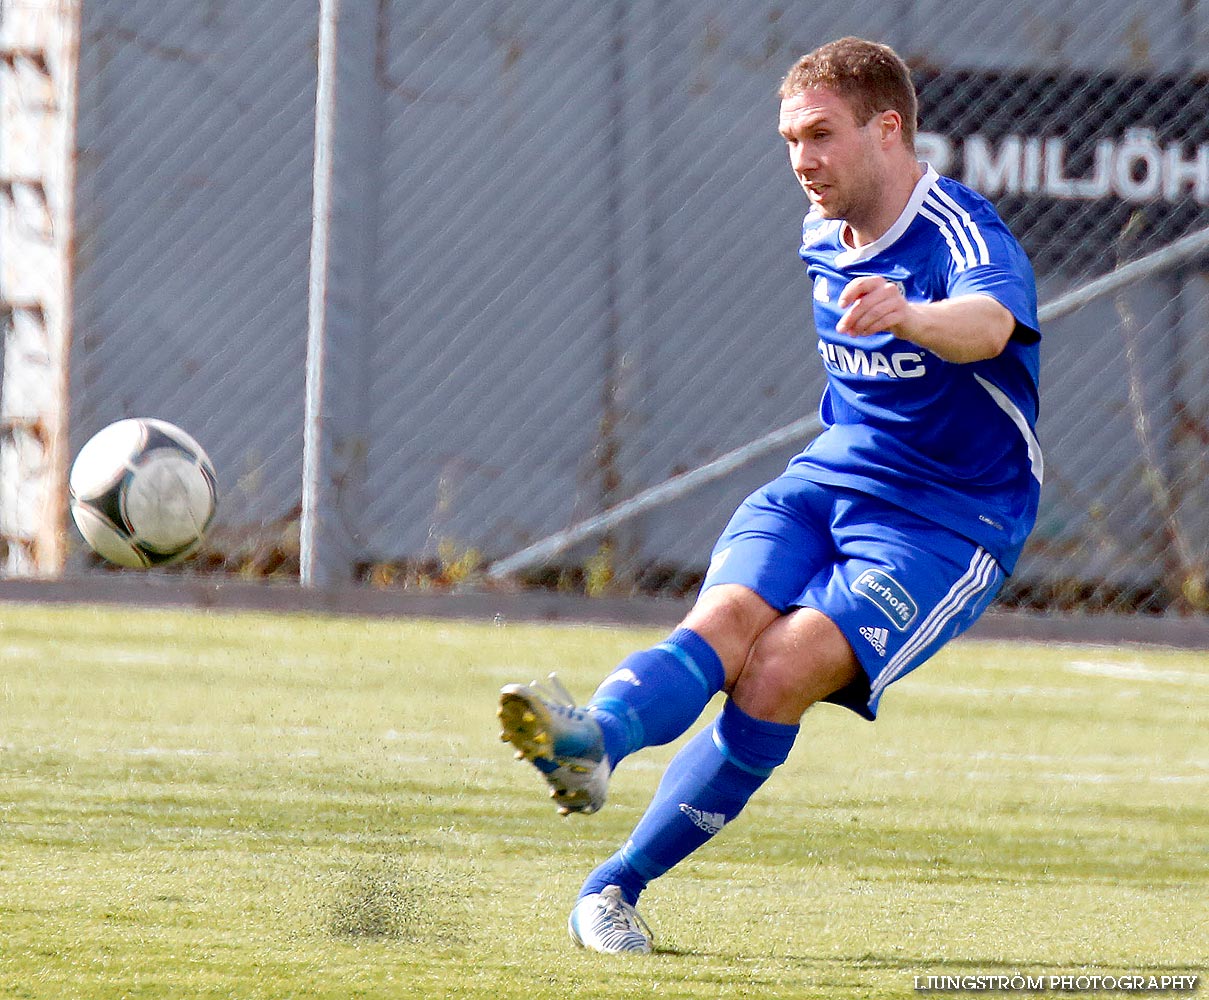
[{"x1": 913, "y1": 71, "x2": 1209, "y2": 273}]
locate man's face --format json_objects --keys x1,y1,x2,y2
[{"x1": 778, "y1": 88, "x2": 885, "y2": 223}]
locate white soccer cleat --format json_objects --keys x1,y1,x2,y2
[
  {"x1": 568, "y1": 885, "x2": 654, "y2": 954},
  {"x1": 497, "y1": 673, "x2": 609, "y2": 815}
]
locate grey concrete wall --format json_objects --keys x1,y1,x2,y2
[{"x1": 58, "y1": 0, "x2": 1209, "y2": 605}]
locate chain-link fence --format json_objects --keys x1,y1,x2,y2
[{"x1": 4, "y1": 0, "x2": 1209, "y2": 617}]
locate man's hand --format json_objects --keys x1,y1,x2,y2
[
  {"x1": 836, "y1": 278, "x2": 1016, "y2": 363},
  {"x1": 836, "y1": 276, "x2": 910, "y2": 337}
]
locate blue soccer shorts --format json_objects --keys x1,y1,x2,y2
[{"x1": 700, "y1": 475, "x2": 1006, "y2": 720}]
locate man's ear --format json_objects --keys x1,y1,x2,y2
[{"x1": 878, "y1": 110, "x2": 903, "y2": 146}]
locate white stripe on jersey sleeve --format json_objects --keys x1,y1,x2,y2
[
  {"x1": 918, "y1": 204, "x2": 968, "y2": 271},
  {"x1": 923, "y1": 192, "x2": 979, "y2": 269},
  {"x1": 929, "y1": 187, "x2": 991, "y2": 265}
]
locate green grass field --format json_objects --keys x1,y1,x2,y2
[{"x1": 0, "y1": 602, "x2": 1205, "y2": 999}]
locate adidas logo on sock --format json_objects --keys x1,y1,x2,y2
[
  {"x1": 679, "y1": 803, "x2": 726, "y2": 835},
  {"x1": 859, "y1": 625, "x2": 889, "y2": 656}
]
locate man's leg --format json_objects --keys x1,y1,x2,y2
[
  {"x1": 497, "y1": 584, "x2": 778, "y2": 814},
  {"x1": 572, "y1": 605, "x2": 857, "y2": 950},
  {"x1": 583, "y1": 584, "x2": 773, "y2": 768},
  {"x1": 579, "y1": 527, "x2": 840, "y2": 766},
  {"x1": 500, "y1": 476, "x2": 835, "y2": 817}
]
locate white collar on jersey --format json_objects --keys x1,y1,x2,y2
[{"x1": 834, "y1": 162, "x2": 938, "y2": 267}]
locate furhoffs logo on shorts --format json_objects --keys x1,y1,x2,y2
[{"x1": 852, "y1": 569, "x2": 918, "y2": 631}]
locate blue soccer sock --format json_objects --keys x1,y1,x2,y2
[
  {"x1": 579, "y1": 698, "x2": 799, "y2": 905},
  {"x1": 587, "y1": 627, "x2": 725, "y2": 768}
]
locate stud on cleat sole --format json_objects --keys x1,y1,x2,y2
[{"x1": 497, "y1": 677, "x2": 609, "y2": 816}]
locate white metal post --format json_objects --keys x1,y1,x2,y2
[{"x1": 302, "y1": 0, "x2": 376, "y2": 587}]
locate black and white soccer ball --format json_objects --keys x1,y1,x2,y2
[{"x1": 69, "y1": 418, "x2": 218, "y2": 568}]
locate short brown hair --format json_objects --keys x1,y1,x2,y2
[{"x1": 779, "y1": 37, "x2": 917, "y2": 151}]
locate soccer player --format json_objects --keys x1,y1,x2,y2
[{"x1": 497, "y1": 36, "x2": 1041, "y2": 955}]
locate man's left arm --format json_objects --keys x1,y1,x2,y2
[{"x1": 836, "y1": 277, "x2": 1015, "y2": 364}]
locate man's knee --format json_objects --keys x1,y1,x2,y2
[
  {"x1": 679, "y1": 584, "x2": 779, "y2": 683},
  {"x1": 729, "y1": 608, "x2": 859, "y2": 724}
]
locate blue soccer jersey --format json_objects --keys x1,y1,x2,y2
[{"x1": 786, "y1": 164, "x2": 1041, "y2": 571}]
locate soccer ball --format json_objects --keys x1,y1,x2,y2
[{"x1": 69, "y1": 418, "x2": 218, "y2": 568}]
